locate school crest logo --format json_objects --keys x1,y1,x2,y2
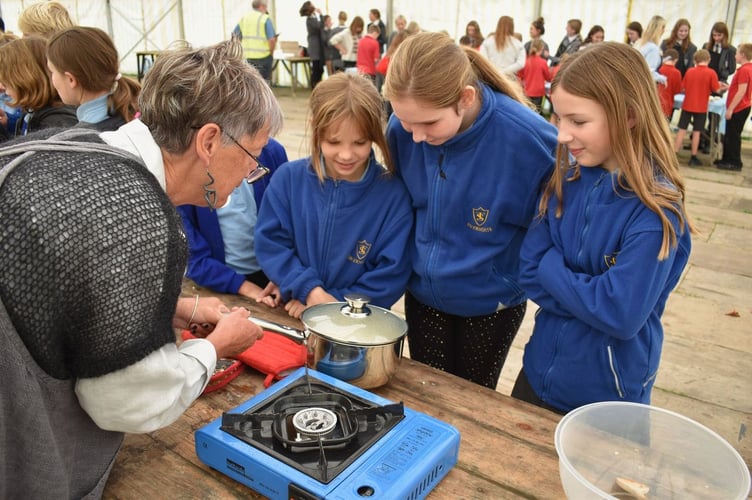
[
  {"x1": 472, "y1": 207, "x2": 489, "y2": 226},
  {"x1": 355, "y1": 240, "x2": 372, "y2": 260},
  {"x1": 603, "y1": 252, "x2": 619, "y2": 268}
]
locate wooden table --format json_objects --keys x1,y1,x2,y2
[
  {"x1": 273, "y1": 51, "x2": 311, "y2": 97},
  {"x1": 135, "y1": 50, "x2": 161, "y2": 82},
  {"x1": 103, "y1": 284, "x2": 565, "y2": 499}
]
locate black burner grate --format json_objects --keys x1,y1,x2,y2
[{"x1": 221, "y1": 376, "x2": 404, "y2": 483}]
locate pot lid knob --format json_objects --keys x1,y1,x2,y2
[{"x1": 342, "y1": 293, "x2": 370, "y2": 318}]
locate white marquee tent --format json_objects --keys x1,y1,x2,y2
[
  {"x1": 1, "y1": 0, "x2": 749, "y2": 75},
  {"x1": 1, "y1": 0, "x2": 750, "y2": 135}
]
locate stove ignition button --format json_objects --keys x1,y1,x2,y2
[{"x1": 292, "y1": 407, "x2": 337, "y2": 437}]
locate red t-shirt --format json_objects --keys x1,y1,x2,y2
[
  {"x1": 376, "y1": 55, "x2": 390, "y2": 76},
  {"x1": 681, "y1": 65, "x2": 721, "y2": 113},
  {"x1": 658, "y1": 64, "x2": 682, "y2": 118},
  {"x1": 356, "y1": 35, "x2": 380, "y2": 76},
  {"x1": 727, "y1": 62, "x2": 752, "y2": 113},
  {"x1": 520, "y1": 55, "x2": 551, "y2": 98}
]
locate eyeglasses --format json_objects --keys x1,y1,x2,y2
[
  {"x1": 191, "y1": 125, "x2": 270, "y2": 184},
  {"x1": 223, "y1": 130, "x2": 270, "y2": 184}
]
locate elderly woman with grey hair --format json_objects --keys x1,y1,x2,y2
[{"x1": 0, "y1": 39, "x2": 282, "y2": 498}]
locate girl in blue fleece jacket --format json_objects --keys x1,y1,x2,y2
[
  {"x1": 383, "y1": 32, "x2": 558, "y2": 389},
  {"x1": 513, "y1": 42, "x2": 694, "y2": 413},
  {"x1": 255, "y1": 73, "x2": 412, "y2": 319}
]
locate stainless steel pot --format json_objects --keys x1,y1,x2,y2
[{"x1": 250, "y1": 294, "x2": 407, "y2": 389}]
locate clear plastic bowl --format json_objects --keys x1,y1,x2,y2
[{"x1": 554, "y1": 402, "x2": 751, "y2": 499}]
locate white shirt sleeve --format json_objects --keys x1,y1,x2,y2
[
  {"x1": 75, "y1": 339, "x2": 216, "y2": 433},
  {"x1": 507, "y1": 39, "x2": 527, "y2": 75}
]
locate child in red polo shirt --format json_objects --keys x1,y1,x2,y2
[
  {"x1": 716, "y1": 43, "x2": 752, "y2": 171},
  {"x1": 658, "y1": 49, "x2": 683, "y2": 121},
  {"x1": 673, "y1": 49, "x2": 727, "y2": 166},
  {"x1": 520, "y1": 39, "x2": 551, "y2": 115},
  {"x1": 356, "y1": 24, "x2": 380, "y2": 83}
]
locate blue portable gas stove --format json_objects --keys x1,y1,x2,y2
[{"x1": 195, "y1": 367, "x2": 460, "y2": 499}]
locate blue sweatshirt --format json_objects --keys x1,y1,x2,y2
[
  {"x1": 255, "y1": 153, "x2": 413, "y2": 308},
  {"x1": 176, "y1": 138, "x2": 287, "y2": 293},
  {"x1": 386, "y1": 84, "x2": 557, "y2": 316},
  {"x1": 519, "y1": 166, "x2": 692, "y2": 412}
]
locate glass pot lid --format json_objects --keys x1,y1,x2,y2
[{"x1": 301, "y1": 294, "x2": 407, "y2": 346}]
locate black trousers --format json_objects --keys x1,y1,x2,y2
[
  {"x1": 311, "y1": 59, "x2": 324, "y2": 89},
  {"x1": 404, "y1": 292, "x2": 526, "y2": 389},
  {"x1": 721, "y1": 106, "x2": 751, "y2": 167}
]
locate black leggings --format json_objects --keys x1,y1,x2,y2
[
  {"x1": 511, "y1": 369, "x2": 566, "y2": 415},
  {"x1": 404, "y1": 292, "x2": 526, "y2": 389}
]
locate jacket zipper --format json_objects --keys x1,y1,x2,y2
[
  {"x1": 607, "y1": 346, "x2": 625, "y2": 398},
  {"x1": 426, "y1": 152, "x2": 445, "y2": 305}
]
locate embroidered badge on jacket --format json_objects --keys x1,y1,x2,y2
[
  {"x1": 348, "y1": 239, "x2": 372, "y2": 264},
  {"x1": 468, "y1": 207, "x2": 493, "y2": 233}
]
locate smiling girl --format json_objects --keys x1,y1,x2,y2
[
  {"x1": 661, "y1": 18, "x2": 697, "y2": 77},
  {"x1": 513, "y1": 42, "x2": 694, "y2": 413},
  {"x1": 254, "y1": 72, "x2": 412, "y2": 319},
  {"x1": 384, "y1": 31, "x2": 557, "y2": 389}
]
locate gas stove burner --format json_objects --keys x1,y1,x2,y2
[
  {"x1": 220, "y1": 376, "x2": 405, "y2": 482},
  {"x1": 293, "y1": 407, "x2": 337, "y2": 439}
]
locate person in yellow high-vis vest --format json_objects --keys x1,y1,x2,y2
[{"x1": 233, "y1": 0, "x2": 277, "y2": 82}]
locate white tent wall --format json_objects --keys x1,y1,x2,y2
[
  {"x1": 0, "y1": 0, "x2": 749, "y2": 135},
  {"x1": 1, "y1": 1, "x2": 748, "y2": 74}
]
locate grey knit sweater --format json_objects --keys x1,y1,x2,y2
[{"x1": 0, "y1": 130, "x2": 187, "y2": 498}]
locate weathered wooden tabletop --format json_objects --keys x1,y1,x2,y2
[{"x1": 103, "y1": 284, "x2": 565, "y2": 499}]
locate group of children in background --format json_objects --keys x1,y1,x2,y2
[
  {"x1": 3, "y1": 2, "x2": 752, "y2": 417},
  {"x1": 455, "y1": 15, "x2": 750, "y2": 173},
  {"x1": 666, "y1": 42, "x2": 751, "y2": 170}
]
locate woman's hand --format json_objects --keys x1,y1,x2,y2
[
  {"x1": 206, "y1": 307, "x2": 263, "y2": 358},
  {"x1": 174, "y1": 296, "x2": 229, "y2": 335},
  {"x1": 256, "y1": 281, "x2": 282, "y2": 308}
]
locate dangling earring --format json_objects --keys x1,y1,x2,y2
[{"x1": 203, "y1": 169, "x2": 217, "y2": 210}]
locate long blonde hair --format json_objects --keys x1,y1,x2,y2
[
  {"x1": 493, "y1": 16, "x2": 515, "y2": 51},
  {"x1": 308, "y1": 72, "x2": 391, "y2": 182},
  {"x1": 383, "y1": 31, "x2": 526, "y2": 109},
  {"x1": 635, "y1": 15, "x2": 665, "y2": 49},
  {"x1": 544, "y1": 42, "x2": 693, "y2": 259}
]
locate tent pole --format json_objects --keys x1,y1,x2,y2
[
  {"x1": 177, "y1": 0, "x2": 185, "y2": 41},
  {"x1": 106, "y1": 0, "x2": 114, "y2": 38},
  {"x1": 726, "y1": 0, "x2": 738, "y2": 42}
]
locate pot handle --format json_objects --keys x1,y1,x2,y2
[{"x1": 247, "y1": 317, "x2": 307, "y2": 344}]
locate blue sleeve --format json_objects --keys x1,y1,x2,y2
[
  {"x1": 264, "y1": 18, "x2": 275, "y2": 40},
  {"x1": 253, "y1": 138, "x2": 288, "y2": 208},
  {"x1": 254, "y1": 164, "x2": 325, "y2": 302},
  {"x1": 536, "y1": 218, "x2": 682, "y2": 339},
  {"x1": 519, "y1": 214, "x2": 572, "y2": 316},
  {"x1": 177, "y1": 205, "x2": 246, "y2": 294}
]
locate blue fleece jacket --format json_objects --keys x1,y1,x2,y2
[
  {"x1": 176, "y1": 138, "x2": 287, "y2": 293},
  {"x1": 386, "y1": 84, "x2": 557, "y2": 316},
  {"x1": 519, "y1": 166, "x2": 692, "y2": 412},
  {"x1": 254, "y1": 153, "x2": 413, "y2": 308}
]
